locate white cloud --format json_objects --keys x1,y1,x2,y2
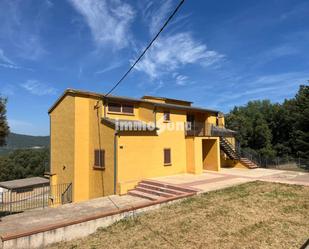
[
  {"x1": 0, "y1": 49, "x2": 14, "y2": 65},
  {"x1": 20, "y1": 80, "x2": 57, "y2": 96},
  {"x1": 16, "y1": 35, "x2": 47, "y2": 61},
  {"x1": 45, "y1": 0, "x2": 54, "y2": 8},
  {"x1": 95, "y1": 61, "x2": 123, "y2": 74},
  {"x1": 142, "y1": 0, "x2": 174, "y2": 35},
  {"x1": 0, "y1": 1, "x2": 47, "y2": 61},
  {"x1": 134, "y1": 32, "x2": 225, "y2": 78},
  {"x1": 68, "y1": 0, "x2": 135, "y2": 49},
  {"x1": 211, "y1": 72, "x2": 308, "y2": 108},
  {"x1": 0, "y1": 63, "x2": 21, "y2": 70},
  {"x1": 173, "y1": 73, "x2": 189, "y2": 86},
  {"x1": 0, "y1": 48, "x2": 22, "y2": 69},
  {"x1": 141, "y1": 0, "x2": 191, "y2": 36}
]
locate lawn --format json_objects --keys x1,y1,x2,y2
[{"x1": 48, "y1": 181, "x2": 309, "y2": 249}]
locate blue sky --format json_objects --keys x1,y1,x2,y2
[{"x1": 0, "y1": 0, "x2": 308, "y2": 135}]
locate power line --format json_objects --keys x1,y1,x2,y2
[{"x1": 104, "y1": 0, "x2": 185, "y2": 97}]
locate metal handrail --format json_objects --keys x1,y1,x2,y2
[
  {"x1": 61, "y1": 183, "x2": 72, "y2": 204},
  {"x1": 185, "y1": 122, "x2": 213, "y2": 136},
  {"x1": 235, "y1": 143, "x2": 261, "y2": 166}
]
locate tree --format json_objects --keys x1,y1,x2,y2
[
  {"x1": 0, "y1": 97, "x2": 9, "y2": 146},
  {"x1": 291, "y1": 85, "x2": 309, "y2": 159},
  {"x1": 0, "y1": 148, "x2": 49, "y2": 181},
  {"x1": 225, "y1": 85, "x2": 309, "y2": 160},
  {"x1": 225, "y1": 100, "x2": 275, "y2": 158}
]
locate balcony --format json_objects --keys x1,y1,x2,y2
[{"x1": 185, "y1": 122, "x2": 236, "y2": 137}]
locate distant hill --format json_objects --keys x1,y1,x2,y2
[{"x1": 0, "y1": 133, "x2": 50, "y2": 155}]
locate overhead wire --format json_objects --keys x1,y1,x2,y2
[{"x1": 104, "y1": 0, "x2": 186, "y2": 97}]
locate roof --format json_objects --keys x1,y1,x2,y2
[
  {"x1": 102, "y1": 117, "x2": 158, "y2": 132},
  {"x1": 48, "y1": 89, "x2": 219, "y2": 114},
  {"x1": 48, "y1": 89, "x2": 142, "y2": 113},
  {"x1": 0, "y1": 177, "x2": 49, "y2": 190},
  {"x1": 153, "y1": 102, "x2": 219, "y2": 114},
  {"x1": 142, "y1": 95, "x2": 193, "y2": 104}
]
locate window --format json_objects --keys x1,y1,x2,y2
[
  {"x1": 108, "y1": 102, "x2": 134, "y2": 114},
  {"x1": 163, "y1": 111, "x2": 170, "y2": 121},
  {"x1": 108, "y1": 103, "x2": 121, "y2": 113},
  {"x1": 94, "y1": 149, "x2": 105, "y2": 168},
  {"x1": 164, "y1": 148, "x2": 171, "y2": 165},
  {"x1": 122, "y1": 104, "x2": 134, "y2": 114}
]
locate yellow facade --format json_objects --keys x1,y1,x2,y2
[
  {"x1": 49, "y1": 89, "x2": 233, "y2": 202},
  {"x1": 50, "y1": 94, "x2": 115, "y2": 202},
  {"x1": 50, "y1": 95, "x2": 75, "y2": 187}
]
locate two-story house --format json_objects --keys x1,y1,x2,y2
[{"x1": 48, "y1": 89, "x2": 257, "y2": 203}]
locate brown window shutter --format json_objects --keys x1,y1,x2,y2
[
  {"x1": 101, "y1": 150, "x2": 105, "y2": 168},
  {"x1": 164, "y1": 148, "x2": 171, "y2": 165},
  {"x1": 94, "y1": 149, "x2": 105, "y2": 168},
  {"x1": 94, "y1": 150, "x2": 97, "y2": 166}
]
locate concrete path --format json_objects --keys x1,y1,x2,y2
[
  {"x1": 0, "y1": 195, "x2": 150, "y2": 238},
  {"x1": 151, "y1": 168, "x2": 309, "y2": 193}
]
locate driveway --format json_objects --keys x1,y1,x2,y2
[{"x1": 151, "y1": 168, "x2": 309, "y2": 193}]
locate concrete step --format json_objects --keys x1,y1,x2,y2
[
  {"x1": 138, "y1": 183, "x2": 186, "y2": 196},
  {"x1": 127, "y1": 190, "x2": 159, "y2": 201},
  {"x1": 141, "y1": 180, "x2": 197, "y2": 194},
  {"x1": 135, "y1": 186, "x2": 174, "y2": 198}
]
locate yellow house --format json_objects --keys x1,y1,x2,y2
[{"x1": 48, "y1": 89, "x2": 256, "y2": 203}]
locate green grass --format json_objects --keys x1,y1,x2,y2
[{"x1": 48, "y1": 181, "x2": 309, "y2": 249}]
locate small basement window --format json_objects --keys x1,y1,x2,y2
[
  {"x1": 94, "y1": 149, "x2": 105, "y2": 169},
  {"x1": 163, "y1": 111, "x2": 170, "y2": 121},
  {"x1": 164, "y1": 148, "x2": 171, "y2": 165}
]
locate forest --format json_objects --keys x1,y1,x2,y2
[{"x1": 226, "y1": 85, "x2": 309, "y2": 165}]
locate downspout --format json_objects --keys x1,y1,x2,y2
[
  {"x1": 154, "y1": 106, "x2": 157, "y2": 133},
  {"x1": 103, "y1": 96, "x2": 117, "y2": 195},
  {"x1": 102, "y1": 97, "x2": 107, "y2": 118},
  {"x1": 113, "y1": 132, "x2": 118, "y2": 195}
]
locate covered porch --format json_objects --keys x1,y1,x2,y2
[{"x1": 186, "y1": 136, "x2": 221, "y2": 174}]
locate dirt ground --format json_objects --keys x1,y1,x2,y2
[{"x1": 48, "y1": 181, "x2": 309, "y2": 249}]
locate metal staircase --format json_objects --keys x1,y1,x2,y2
[{"x1": 220, "y1": 137, "x2": 258, "y2": 169}]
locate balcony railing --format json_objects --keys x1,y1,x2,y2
[
  {"x1": 185, "y1": 122, "x2": 236, "y2": 137},
  {"x1": 185, "y1": 122, "x2": 213, "y2": 136}
]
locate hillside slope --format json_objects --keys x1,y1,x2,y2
[
  {"x1": 5, "y1": 133, "x2": 50, "y2": 148},
  {"x1": 0, "y1": 133, "x2": 49, "y2": 155}
]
